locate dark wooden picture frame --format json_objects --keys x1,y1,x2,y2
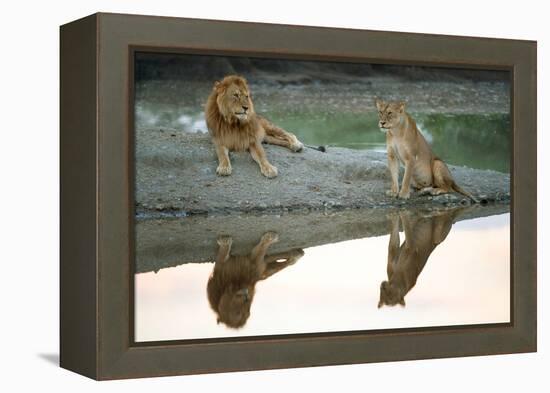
[{"x1": 60, "y1": 12, "x2": 536, "y2": 380}]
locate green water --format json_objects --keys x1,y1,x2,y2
[
  {"x1": 136, "y1": 101, "x2": 511, "y2": 173},
  {"x1": 264, "y1": 111, "x2": 511, "y2": 173}
]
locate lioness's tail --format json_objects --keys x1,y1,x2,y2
[{"x1": 452, "y1": 182, "x2": 479, "y2": 204}]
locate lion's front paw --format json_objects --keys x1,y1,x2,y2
[
  {"x1": 216, "y1": 164, "x2": 232, "y2": 176},
  {"x1": 261, "y1": 164, "x2": 278, "y2": 178},
  {"x1": 217, "y1": 235, "x2": 233, "y2": 247},
  {"x1": 262, "y1": 231, "x2": 279, "y2": 243},
  {"x1": 386, "y1": 189, "x2": 398, "y2": 198},
  {"x1": 398, "y1": 190, "x2": 411, "y2": 199}
]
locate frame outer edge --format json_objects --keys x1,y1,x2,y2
[
  {"x1": 59, "y1": 13, "x2": 99, "y2": 380},
  {"x1": 521, "y1": 41, "x2": 537, "y2": 351},
  {"x1": 509, "y1": 41, "x2": 537, "y2": 352},
  {"x1": 91, "y1": 13, "x2": 536, "y2": 379}
]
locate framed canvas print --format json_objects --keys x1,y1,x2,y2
[{"x1": 60, "y1": 12, "x2": 537, "y2": 380}]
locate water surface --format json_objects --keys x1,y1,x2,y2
[
  {"x1": 135, "y1": 212, "x2": 510, "y2": 342},
  {"x1": 136, "y1": 92, "x2": 510, "y2": 173}
]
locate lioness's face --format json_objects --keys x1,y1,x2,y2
[
  {"x1": 217, "y1": 80, "x2": 254, "y2": 123},
  {"x1": 375, "y1": 99, "x2": 405, "y2": 132},
  {"x1": 378, "y1": 281, "x2": 406, "y2": 308}
]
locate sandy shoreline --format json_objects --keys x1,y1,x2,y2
[{"x1": 135, "y1": 130, "x2": 510, "y2": 217}]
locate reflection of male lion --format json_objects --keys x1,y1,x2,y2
[
  {"x1": 207, "y1": 232, "x2": 304, "y2": 328},
  {"x1": 375, "y1": 99, "x2": 476, "y2": 201},
  {"x1": 205, "y1": 75, "x2": 304, "y2": 178},
  {"x1": 378, "y1": 210, "x2": 458, "y2": 308}
]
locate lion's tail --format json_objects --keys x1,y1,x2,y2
[{"x1": 451, "y1": 182, "x2": 479, "y2": 204}]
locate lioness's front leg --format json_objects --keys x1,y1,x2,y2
[
  {"x1": 249, "y1": 141, "x2": 278, "y2": 178},
  {"x1": 214, "y1": 142, "x2": 232, "y2": 176},
  {"x1": 387, "y1": 214, "x2": 401, "y2": 277},
  {"x1": 386, "y1": 147, "x2": 399, "y2": 197},
  {"x1": 399, "y1": 159, "x2": 413, "y2": 199},
  {"x1": 399, "y1": 211, "x2": 415, "y2": 240}
]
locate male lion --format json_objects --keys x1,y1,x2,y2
[
  {"x1": 207, "y1": 232, "x2": 304, "y2": 328},
  {"x1": 205, "y1": 75, "x2": 304, "y2": 178},
  {"x1": 378, "y1": 210, "x2": 457, "y2": 308},
  {"x1": 375, "y1": 99, "x2": 476, "y2": 201}
]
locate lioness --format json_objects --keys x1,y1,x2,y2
[
  {"x1": 207, "y1": 232, "x2": 304, "y2": 328},
  {"x1": 375, "y1": 99, "x2": 476, "y2": 201},
  {"x1": 205, "y1": 75, "x2": 304, "y2": 178},
  {"x1": 378, "y1": 210, "x2": 457, "y2": 308}
]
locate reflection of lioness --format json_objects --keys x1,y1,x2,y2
[
  {"x1": 378, "y1": 210, "x2": 456, "y2": 308},
  {"x1": 375, "y1": 99, "x2": 476, "y2": 201},
  {"x1": 207, "y1": 232, "x2": 304, "y2": 328},
  {"x1": 205, "y1": 75, "x2": 304, "y2": 178}
]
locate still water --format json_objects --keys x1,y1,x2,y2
[
  {"x1": 136, "y1": 102, "x2": 510, "y2": 173},
  {"x1": 135, "y1": 211, "x2": 510, "y2": 342}
]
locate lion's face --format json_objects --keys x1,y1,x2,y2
[
  {"x1": 217, "y1": 286, "x2": 254, "y2": 328},
  {"x1": 215, "y1": 76, "x2": 255, "y2": 123},
  {"x1": 378, "y1": 280, "x2": 406, "y2": 308},
  {"x1": 375, "y1": 99, "x2": 406, "y2": 132}
]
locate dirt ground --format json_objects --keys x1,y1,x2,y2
[{"x1": 135, "y1": 130, "x2": 510, "y2": 217}]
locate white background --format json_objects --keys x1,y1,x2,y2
[{"x1": 0, "y1": 0, "x2": 546, "y2": 391}]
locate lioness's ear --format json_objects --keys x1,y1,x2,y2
[
  {"x1": 397, "y1": 101, "x2": 406, "y2": 113},
  {"x1": 375, "y1": 98, "x2": 384, "y2": 110}
]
